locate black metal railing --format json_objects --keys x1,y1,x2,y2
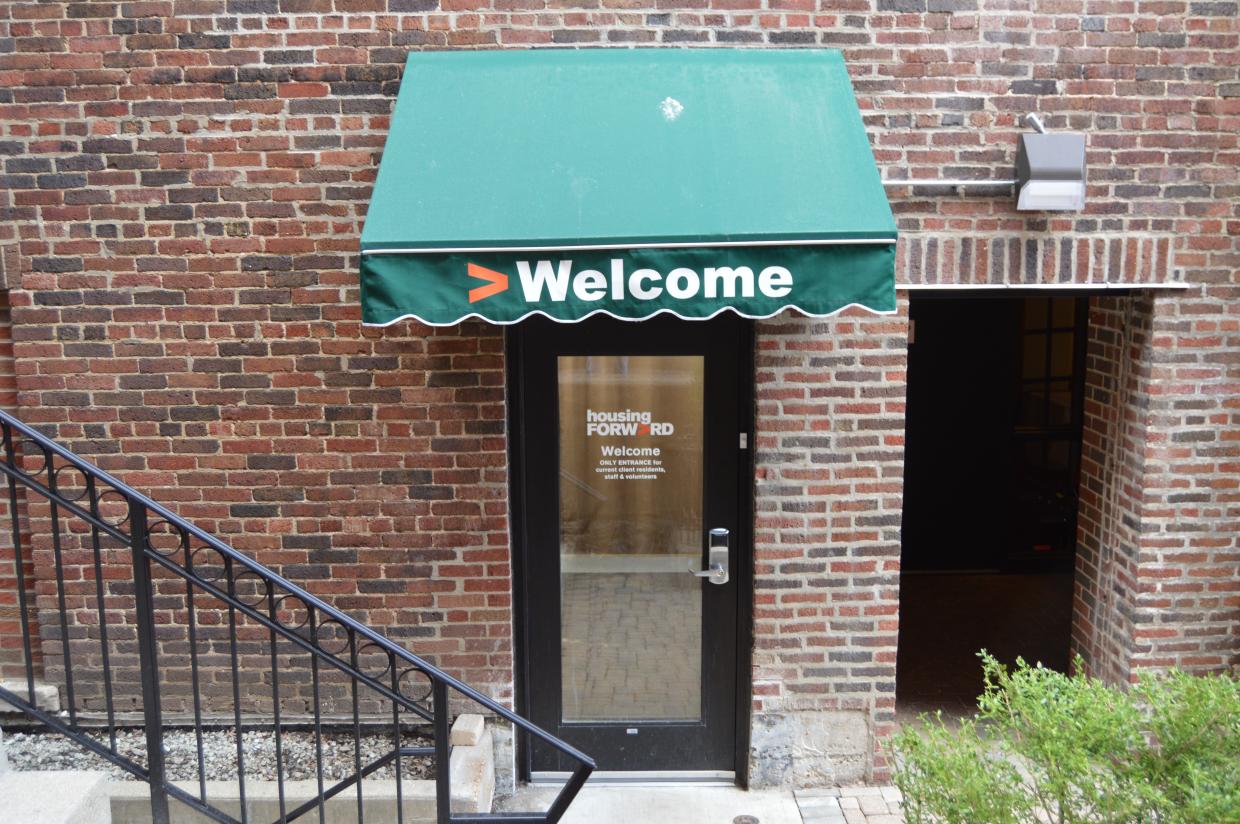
[{"x1": 0, "y1": 409, "x2": 592, "y2": 824}]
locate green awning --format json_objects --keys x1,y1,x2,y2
[{"x1": 360, "y1": 49, "x2": 896, "y2": 327}]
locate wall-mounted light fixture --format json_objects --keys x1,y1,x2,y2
[
  {"x1": 882, "y1": 113, "x2": 1087, "y2": 213},
  {"x1": 1015, "y1": 114, "x2": 1086, "y2": 211}
]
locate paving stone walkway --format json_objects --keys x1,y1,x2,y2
[{"x1": 796, "y1": 786, "x2": 904, "y2": 824}]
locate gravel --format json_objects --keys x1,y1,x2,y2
[{"x1": 3, "y1": 727, "x2": 435, "y2": 782}]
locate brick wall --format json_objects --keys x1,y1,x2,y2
[
  {"x1": 1134, "y1": 289, "x2": 1239, "y2": 674},
  {"x1": 751, "y1": 304, "x2": 908, "y2": 785},
  {"x1": 1076, "y1": 288, "x2": 1240, "y2": 683},
  {"x1": 1074, "y1": 293, "x2": 1155, "y2": 685},
  {"x1": 0, "y1": 287, "x2": 42, "y2": 680},
  {"x1": 0, "y1": 0, "x2": 1236, "y2": 784}
]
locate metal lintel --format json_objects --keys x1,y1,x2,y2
[{"x1": 882, "y1": 178, "x2": 1018, "y2": 188}]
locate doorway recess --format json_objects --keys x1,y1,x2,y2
[{"x1": 898, "y1": 294, "x2": 1088, "y2": 717}]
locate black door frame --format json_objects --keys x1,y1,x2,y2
[{"x1": 506, "y1": 315, "x2": 755, "y2": 784}]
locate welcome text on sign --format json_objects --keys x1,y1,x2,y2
[{"x1": 516, "y1": 259, "x2": 794, "y2": 303}]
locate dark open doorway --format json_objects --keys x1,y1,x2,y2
[{"x1": 898, "y1": 294, "x2": 1088, "y2": 717}]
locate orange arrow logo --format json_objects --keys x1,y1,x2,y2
[{"x1": 467, "y1": 263, "x2": 509, "y2": 303}]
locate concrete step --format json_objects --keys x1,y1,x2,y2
[
  {"x1": 113, "y1": 714, "x2": 496, "y2": 823},
  {"x1": 0, "y1": 770, "x2": 112, "y2": 824},
  {"x1": 109, "y1": 778, "x2": 438, "y2": 824}
]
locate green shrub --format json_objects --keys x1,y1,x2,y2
[{"x1": 891, "y1": 653, "x2": 1240, "y2": 824}]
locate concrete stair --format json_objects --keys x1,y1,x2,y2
[
  {"x1": 0, "y1": 724, "x2": 109, "y2": 823},
  {"x1": 0, "y1": 770, "x2": 113, "y2": 824},
  {"x1": 0, "y1": 711, "x2": 496, "y2": 824},
  {"x1": 109, "y1": 777, "x2": 438, "y2": 824}
]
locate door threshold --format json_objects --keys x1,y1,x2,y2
[{"x1": 531, "y1": 770, "x2": 736, "y2": 787}]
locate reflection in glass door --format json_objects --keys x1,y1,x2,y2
[{"x1": 558, "y1": 356, "x2": 704, "y2": 722}]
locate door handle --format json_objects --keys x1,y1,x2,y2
[{"x1": 688, "y1": 527, "x2": 729, "y2": 585}]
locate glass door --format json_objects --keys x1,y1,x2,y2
[
  {"x1": 514, "y1": 314, "x2": 748, "y2": 775},
  {"x1": 559, "y1": 355, "x2": 705, "y2": 725}
]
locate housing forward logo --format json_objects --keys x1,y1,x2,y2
[
  {"x1": 466, "y1": 259, "x2": 794, "y2": 304},
  {"x1": 586, "y1": 409, "x2": 674, "y2": 437}
]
